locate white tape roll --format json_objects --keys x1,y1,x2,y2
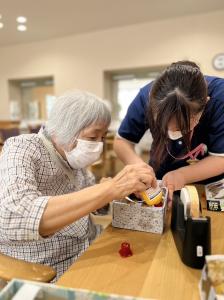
[
  {"x1": 180, "y1": 185, "x2": 200, "y2": 219},
  {"x1": 180, "y1": 187, "x2": 191, "y2": 219}
]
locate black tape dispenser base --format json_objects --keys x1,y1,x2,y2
[{"x1": 171, "y1": 187, "x2": 211, "y2": 269}]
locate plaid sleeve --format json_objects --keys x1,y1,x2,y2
[
  {"x1": 0, "y1": 138, "x2": 49, "y2": 241},
  {"x1": 84, "y1": 169, "x2": 96, "y2": 187}
]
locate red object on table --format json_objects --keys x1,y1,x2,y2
[{"x1": 119, "y1": 242, "x2": 133, "y2": 258}]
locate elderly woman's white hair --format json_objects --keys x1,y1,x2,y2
[{"x1": 46, "y1": 90, "x2": 111, "y2": 146}]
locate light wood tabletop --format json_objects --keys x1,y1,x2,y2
[{"x1": 57, "y1": 186, "x2": 224, "y2": 300}]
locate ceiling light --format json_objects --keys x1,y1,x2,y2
[
  {"x1": 17, "y1": 16, "x2": 27, "y2": 23},
  {"x1": 0, "y1": 22, "x2": 4, "y2": 29},
  {"x1": 17, "y1": 24, "x2": 27, "y2": 31}
]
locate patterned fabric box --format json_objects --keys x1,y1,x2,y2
[{"x1": 112, "y1": 188, "x2": 168, "y2": 234}]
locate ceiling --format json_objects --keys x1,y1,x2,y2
[{"x1": 0, "y1": 0, "x2": 224, "y2": 47}]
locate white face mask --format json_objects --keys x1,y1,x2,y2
[
  {"x1": 167, "y1": 130, "x2": 183, "y2": 140},
  {"x1": 64, "y1": 139, "x2": 103, "y2": 169}
]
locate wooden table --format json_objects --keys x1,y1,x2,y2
[{"x1": 57, "y1": 186, "x2": 224, "y2": 299}]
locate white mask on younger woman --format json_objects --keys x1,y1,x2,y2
[
  {"x1": 64, "y1": 139, "x2": 103, "y2": 169},
  {"x1": 167, "y1": 130, "x2": 183, "y2": 140}
]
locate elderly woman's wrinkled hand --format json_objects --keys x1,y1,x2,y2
[
  {"x1": 112, "y1": 163, "x2": 156, "y2": 199},
  {"x1": 99, "y1": 177, "x2": 112, "y2": 184}
]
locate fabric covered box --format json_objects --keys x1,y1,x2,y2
[{"x1": 112, "y1": 188, "x2": 168, "y2": 234}]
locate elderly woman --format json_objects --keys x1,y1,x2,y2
[{"x1": 0, "y1": 90, "x2": 155, "y2": 280}]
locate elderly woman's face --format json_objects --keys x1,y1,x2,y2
[
  {"x1": 77, "y1": 122, "x2": 108, "y2": 143},
  {"x1": 60, "y1": 122, "x2": 109, "y2": 168}
]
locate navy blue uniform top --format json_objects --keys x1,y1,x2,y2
[{"x1": 118, "y1": 76, "x2": 224, "y2": 182}]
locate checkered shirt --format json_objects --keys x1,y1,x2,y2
[{"x1": 0, "y1": 133, "x2": 100, "y2": 281}]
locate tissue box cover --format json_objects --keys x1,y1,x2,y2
[
  {"x1": 199, "y1": 255, "x2": 224, "y2": 300},
  {"x1": 112, "y1": 189, "x2": 168, "y2": 234}
]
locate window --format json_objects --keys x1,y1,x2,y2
[
  {"x1": 8, "y1": 76, "x2": 54, "y2": 121},
  {"x1": 104, "y1": 66, "x2": 166, "y2": 154},
  {"x1": 104, "y1": 67, "x2": 164, "y2": 124},
  {"x1": 117, "y1": 78, "x2": 153, "y2": 120}
]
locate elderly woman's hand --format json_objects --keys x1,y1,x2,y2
[
  {"x1": 111, "y1": 163, "x2": 157, "y2": 199},
  {"x1": 99, "y1": 177, "x2": 112, "y2": 184}
]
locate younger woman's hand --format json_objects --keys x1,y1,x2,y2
[{"x1": 162, "y1": 170, "x2": 186, "y2": 201}]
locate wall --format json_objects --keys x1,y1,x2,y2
[{"x1": 0, "y1": 10, "x2": 224, "y2": 119}]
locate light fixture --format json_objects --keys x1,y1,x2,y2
[
  {"x1": 17, "y1": 16, "x2": 27, "y2": 23},
  {"x1": 17, "y1": 24, "x2": 27, "y2": 31},
  {"x1": 0, "y1": 14, "x2": 3, "y2": 29}
]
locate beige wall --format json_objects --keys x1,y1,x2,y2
[{"x1": 0, "y1": 10, "x2": 224, "y2": 119}]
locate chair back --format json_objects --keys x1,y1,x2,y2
[{"x1": 0, "y1": 127, "x2": 20, "y2": 142}]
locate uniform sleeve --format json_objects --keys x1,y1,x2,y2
[
  {"x1": 118, "y1": 83, "x2": 152, "y2": 143},
  {"x1": 207, "y1": 77, "x2": 224, "y2": 156},
  {"x1": 0, "y1": 139, "x2": 49, "y2": 241}
]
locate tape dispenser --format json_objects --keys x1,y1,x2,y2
[{"x1": 171, "y1": 185, "x2": 211, "y2": 269}]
